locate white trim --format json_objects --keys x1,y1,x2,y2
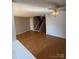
[
  {"x1": 16, "y1": 30, "x2": 30, "y2": 35},
  {"x1": 46, "y1": 33, "x2": 66, "y2": 39},
  {"x1": 12, "y1": 16, "x2": 16, "y2": 41},
  {"x1": 30, "y1": 17, "x2": 34, "y2": 31}
]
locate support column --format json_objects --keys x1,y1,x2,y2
[{"x1": 30, "y1": 17, "x2": 34, "y2": 31}]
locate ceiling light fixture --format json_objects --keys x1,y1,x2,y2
[{"x1": 51, "y1": 9, "x2": 59, "y2": 16}]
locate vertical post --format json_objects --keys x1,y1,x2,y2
[
  {"x1": 30, "y1": 17, "x2": 34, "y2": 31},
  {"x1": 12, "y1": 16, "x2": 16, "y2": 41}
]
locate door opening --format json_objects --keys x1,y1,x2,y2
[{"x1": 33, "y1": 16, "x2": 46, "y2": 33}]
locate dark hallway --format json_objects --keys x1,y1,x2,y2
[{"x1": 33, "y1": 16, "x2": 46, "y2": 33}]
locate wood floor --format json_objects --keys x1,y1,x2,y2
[{"x1": 17, "y1": 31, "x2": 66, "y2": 59}]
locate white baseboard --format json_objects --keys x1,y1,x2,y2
[
  {"x1": 46, "y1": 33, "x2": 66, "y2": 39},
  {"x1": 16, "y1": 30, "x2": 30, "y2": 35}
]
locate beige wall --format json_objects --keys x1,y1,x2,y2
[
  {"x1": 46, "y1": 11, "x2": 66, "y2": 38},
  {"x1": 14, "y1": 17, "x2": 30, "y2": 35}
]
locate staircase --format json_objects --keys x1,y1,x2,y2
[{"x1": 34, "y1": 16, "x2": 46, "y2": 33}]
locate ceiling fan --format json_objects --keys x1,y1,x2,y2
[{"x1": 48, "y1": 4, "x2": 66, "y2": 16}]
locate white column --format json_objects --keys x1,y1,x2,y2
[{"x1": 30, "y1": 17, "x2": 34, "y2": 31}]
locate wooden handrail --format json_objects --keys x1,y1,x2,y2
[
  {"x1": 34, "y1": 19, "x2": 43, "y2": 30},
  {"x1": 38, "y1": 20, "x2": 45, "y2": 32},
  {"x1": 34, "y1": 16, "x2": 45, "y2": 32}
]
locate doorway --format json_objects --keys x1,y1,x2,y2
[{"x1": 33, "y1": 16, "x2": 46, "y2": 33}]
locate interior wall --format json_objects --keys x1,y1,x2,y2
[
  {"x1": 12, "y1": 16, "x2": 16, "y2": 41},
  {"x1": 46, "y1": 11, "x2": 66, "y2": 38},
  {"x1": 13, "y1": 40, "x2": 36, "y2": 59},
  {"x1": 14, "y1": 17, "x2": 30, "y2": 35}
]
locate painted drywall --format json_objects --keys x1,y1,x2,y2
[
  {"x1": 14, "y1": 17, "x2": 30, "y2": 35},
  {"x1": 46, "y1": 11, "x2": 66, "y2": 38},
  {"x1": 12, "y1": 16, "x2": 16, "y2": 41},
  {"x1": 12, "y1": 16, "x2": 17, "y2": 59},
  {"x1": 13, "y1": 40, "x2": 36, "y2": 59},
  {"x1": 12, "y1": 17, "x2": 35, "y2": 59},
  {"x1": 12, "y1": 50, "x2": 17, "y2": 59}
]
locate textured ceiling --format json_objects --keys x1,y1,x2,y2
[
  {"x1": 13, "y1": 0, "x2": 66, "y2": 17},
  {"x1": 13, "y1": 2, "x2": 53, "y2": 17}
]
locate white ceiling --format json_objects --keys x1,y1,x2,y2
[
  {"x1": 16, "y1": 0, "x2": 66, "y2": 6},
  {"x1": 13, "y1": 2, "x2": 53, "y2": 17},
  {"x1": 13, "y1": 0, "x2": 66, "y2": 17}
]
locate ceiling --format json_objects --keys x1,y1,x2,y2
[
  {"x1": 15, "y1": 0, "x2": 66, "y2": 6},
  {"x1": 13, "y1": 0, "x2": 66, "y2": 17}
]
